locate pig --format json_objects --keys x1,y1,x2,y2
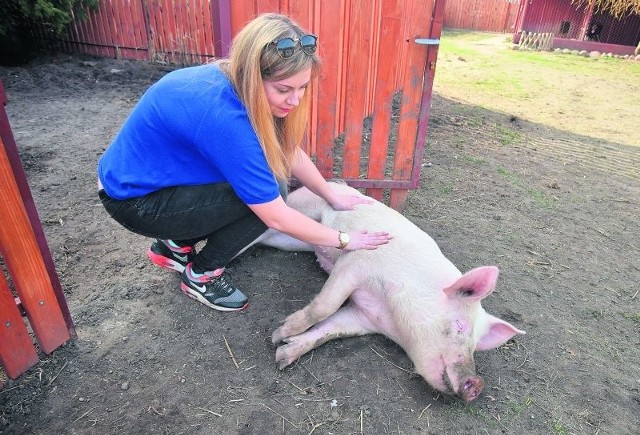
[{"x1": 258, "y1": 182, "x2": 525, "y2": 402}]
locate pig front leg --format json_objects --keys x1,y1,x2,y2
[
  {"x1": 275, "y1": 303, "x2": 379, "y2": 369},
  {"x1": 272, "y1": 258, "x2": 360, "y2": 344}
]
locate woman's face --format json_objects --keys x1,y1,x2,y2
[{"x1": 263, "y1": 67, "x2": 312, "y2": 118}]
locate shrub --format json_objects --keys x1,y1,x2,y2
[{"x1": 0, "y1": 0, "x2": 98, "y2": 65}]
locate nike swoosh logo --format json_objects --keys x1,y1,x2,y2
[
  {"x1": 191, "y1": 283, "x2": 207, "y2": 293},
  {"x1": 174, "y1": 254, "x2": 188, "y2": 262}
]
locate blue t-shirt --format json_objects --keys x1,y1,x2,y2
[{"x1": 97, "y1": 64, "x2": 280, "y2": 204}]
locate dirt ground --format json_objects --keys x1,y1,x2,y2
[{"x1": 0, "y1": 53, "x2": 638, "y2": 435}]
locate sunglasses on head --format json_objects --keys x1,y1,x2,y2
[{"x1": 270, "y1": 34, "x2": 318, "y2": 59}]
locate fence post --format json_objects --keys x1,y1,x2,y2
[
  {"x1": 211, "y1": 0, "x2": 232, "y2": 58},
  {"x1": 140, "y1": 0, "x2": 155, "y2": 61},
  {"x1": 0, "y1": 272, "x2": 39, "y2": 379},
  {"x1": 0, "y1": 82, "x2": 75, "y2": 341}
]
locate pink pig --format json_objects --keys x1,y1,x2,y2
[{"x1": 258, "y1": 182, "x2": 525, "y2": 402}]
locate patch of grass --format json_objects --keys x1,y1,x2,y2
[
  {"x1": 552, "y1": 418, "x2": 569, "y2": 435},
  {"x1": 530, "y1": 188, "x2": 554, "y2": 209},
  {"x1": 497, "y1": 167, "x2": 521, "y2": 185},
  {"x1": 508, "y1": 396, "x2": 534, "y2": 416},
  {"x1": 459, "y1": 396, "x2": 534, "y2": 428},
  {"x1": 461, "y1": 155, "x2": 487, "y2": 165},
  {"x1": 440, "y1": 184, "x2": 454, "y2": 195},
  {"x1": 623, "y1": 311, "x2": 640, "y2": 323},
  {"x1": 495, "y1": 124, "x2": 523, "y2": 146},
  {"x1": 498, "y1": 168, "x2": 555, "y2": 209}
]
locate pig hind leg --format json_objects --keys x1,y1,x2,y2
[{"x1": 275, "y1": 303, "x2": 379, "y2": 369}]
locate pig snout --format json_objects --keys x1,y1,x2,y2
[
  {"x1": 436, "y1": 359, "x2": 484, "y2": 402},
  {"x1": 459, "y1": 375, "x2": 484, "y2": 402}
]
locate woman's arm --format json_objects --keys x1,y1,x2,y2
[
  {"x1": 291, "y1": 148, "x2": 372, "y2": 211},
  {"x1": 248, "y1": 196, "x2": 390, "y2": 251}
]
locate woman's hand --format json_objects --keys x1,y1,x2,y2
[
  {"x1": 329, "y1": 194, "x2": 374, "y2": 211},
  {"x1": 343, "y1": 230, "x2": 392, "y2": 251}
]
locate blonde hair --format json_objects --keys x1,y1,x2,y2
[{"x1": 215, "y1": 13, "x2": 321, "y2": 180}]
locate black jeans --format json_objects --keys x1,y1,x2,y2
[{"x1": 99, "y1": 181, "x2": 288, "y2": 272}]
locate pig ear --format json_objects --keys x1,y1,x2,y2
[
  {"x1": 476, "y1": 314, "x2": 526, "y2": 351},
  {"x1": 443, "y1": 266, "x2": 499, "y2": 300}
]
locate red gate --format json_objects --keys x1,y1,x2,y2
[
  {"x1": 0, "y1": 82, "x2": 75, "y2": 386},
  {"x1": 226, "y1": 0, "x2": 445, "y2": 209}
]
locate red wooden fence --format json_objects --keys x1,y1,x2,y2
[
  {"x1": 0, "y1": 82, "x2": 75, "y2": 383},
  {"x1": 444, "y1": 0, "x2": 520, "y2": 33}
]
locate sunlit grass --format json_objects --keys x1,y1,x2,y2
[{"x1": 434, "y1": 29, "x2": 640, "y2": 147}]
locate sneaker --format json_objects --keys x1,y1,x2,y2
[
  {"x1": 147, "y1": 239, "x2": 194, "y2": 273},
  {"x1": 180, "y1": 264, "x2": 248, "y2": 312}
]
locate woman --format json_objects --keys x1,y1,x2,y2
[{"x1": 97, "y1": 13, "x2": 391, "y2": 312}]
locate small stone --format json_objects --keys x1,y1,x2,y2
[{"x1": 121, "y1": 381, "x2": 129, "y2": 390}]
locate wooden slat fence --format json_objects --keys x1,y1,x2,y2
[
  {"x1": 60, "y1": 0, "x2": 217, "y2": 63},
  {"x1": 444, "y1": 0, "x2": 520, "y2": 33}
]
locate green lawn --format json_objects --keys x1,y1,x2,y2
[{"x1": 433, "y1": 29, "x2": 640, "y2": 148}]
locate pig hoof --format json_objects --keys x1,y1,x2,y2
[
  {"x1": 275, "y1": 347, "x2": 297, "y2": 370},
  {"x1": 272, "y1": 328, "x2": 287, "y2": 345},
  {"x1": 460, "y1": 376, "x2": 484, "y2": 402}
]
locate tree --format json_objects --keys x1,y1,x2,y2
[
  {"x1": 0, "y1": 0, "x2": 98, "y2": 37},
  {"x1": 0, "y1": 0, "x2": 98, "y2": 65},
  {"x1": 571, "y1": 0, "x2": 640, "y2": 18}
]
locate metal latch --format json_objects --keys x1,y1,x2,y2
[{"x1": 414, "y1": 38, "x2": 440, "y2": 45}]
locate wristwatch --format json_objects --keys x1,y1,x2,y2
[{"x1": 338, "y1": 231, "x2": 350, "y2": 249}]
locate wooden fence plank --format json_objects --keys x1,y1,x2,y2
[
  {"x1": 103, "y1": 0, "x2": 118, "y2": 57},
  {"x1": 409, "y1": 0, "x2": 446, "y2": 195},
  {"x1": 124, "y1": 0, "x2": 141, "y2": 59},
  {"x1": 230, "y1": 0, "x2": 255, "y2": 34},
  {"x1": 0, "y1": 272, "x2": 39, "y2": 379},
  {"x1": 389, "y1": 0, "x2": 431, "y2": 207},
  {"x1": 314, "y1": 0, "x2": 344, "y2": 179},
  {"x1": 163, "y1": 0, "x2": 178, "y2": 63},
  {"x1": 200, "y1": 0, "x2": 214, "y2": 58},
  {"x1": 365, "y1": 0, "x2": 402, "y2": 201},
  {"x1": 341, "y1": 0, "x2": 372, "y2": 179},
  {"x1": 194, "y1": 0, "x2": 207, "y2": 61},
  {"x1": 0, "y1": 137, "x2": 71, "y2": 355},
  {"x1": 93, "y1": 1, "x2": 109, "y2": 57}
]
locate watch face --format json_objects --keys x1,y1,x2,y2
[{"x1": 339, "y1": 232, "x2": 350, "y2": 246}]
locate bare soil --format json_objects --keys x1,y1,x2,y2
[{"x1": 0, "y1": 54, "x2": 639, "y2": 435}]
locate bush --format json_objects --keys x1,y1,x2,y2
[{"x1": 0, "y1": 0, "x2": 98, "y2": 65}]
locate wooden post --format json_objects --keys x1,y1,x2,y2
[
  {"x1": 0, "y1": 136, "x2": 71, "y2": 355},
  {"x1": 140, "y1": 0, "x2": 155, "y2": 61},
  {"x1": 211, "y1": 0, "x2": 232, "y2": 58},
  {"x1": 0, "y1": 82, "x2": 75, "y2": 341},
  {"x1": 0, "y1": 272, "x2": 39, "y2": 379}
]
